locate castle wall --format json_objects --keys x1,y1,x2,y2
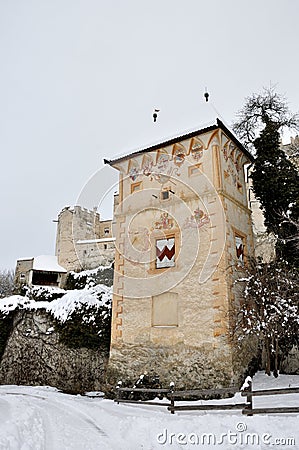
[
  {"x1": 0, "y1": 310, "x2": 108, "y2": 392},
  {"x1": 14, "y1": 258, "x2": 33, "y2": 287},
  {"x1": 247, "y1": 170, "x2": 276, "y2": 262}
]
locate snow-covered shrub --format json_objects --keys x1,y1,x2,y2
[
  {"x1": 22, "y1": 285, "x2": 66, "y2": 302},
  {"x1": 65, "y1": 265, "x2": 114, "y2": 290},
  {"x1": 234, "y1": 259, "x2": 299, "y2": 376},
  {"x1": 53, "y1": 288, "x2": 111, "y2": 350},
  {"x1": 0, "y1": 264, "x2": 113, "y2": 359}
]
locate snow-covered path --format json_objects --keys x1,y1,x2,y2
[
  {"x1": 0, "y1": 373, "x2": 298, "y2": 450},
  {"x1": 0, "y1": 387, "x2": 110, "y2": 450}
]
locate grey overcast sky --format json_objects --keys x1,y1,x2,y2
[{"x1": 0, "y1": 0, "x2": 298, "y2": 270}]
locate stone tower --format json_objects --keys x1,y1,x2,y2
[
  {"x1": 55, "y1": 206, "x2": 114, "y2": 272},
  {"x1": 104, "y1": 118, "x2": 256, "y2": 389}
]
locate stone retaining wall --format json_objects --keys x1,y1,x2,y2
[{"x1": 0, "y1": 310, "x2": 109, "y2": 393}]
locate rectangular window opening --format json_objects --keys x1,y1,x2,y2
[{"x1": 161, "y1": 190, "x2": 169, "y2": 200}]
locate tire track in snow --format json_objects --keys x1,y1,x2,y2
[
  {"x1": 3, "y1": 392, "x2": 107, "y2": 436},
  {"x1": 1, "y1": 391, "x2": 109, "y2": 449}
]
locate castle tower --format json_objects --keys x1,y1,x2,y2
[
  {"x1": 104, "y1": 119, "x2": 256, "y2": 389},
  {"x1": 55, "y1": 206, "x2": 114, "y2": 272}
]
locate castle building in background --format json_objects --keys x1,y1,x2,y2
[
  {"x1": 55, "y1": 205, "x2": 115, "y2": 272},
  {"x1": 282, "y1": 135, "x2": 299, "y2": 170},
  {"x1": 104, "y1": 118, "x2": 257, "y2": 389},
  {"x1": 247, "y1": 169, "x2": 276, "y2": 262},
  {"x1": 15, "y1": 255, "x2": 67, "y2": 289}
]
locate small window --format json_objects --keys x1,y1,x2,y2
[
  {"x1": 161, "y1": 190, "x2": 169, "y2": 200},
  {"x1": 20, "y1": 273, "x2": 25, "y2": 280},
  {"x1": 104, "y1": 227, "x2": 110, "y2": 234},
  {"x1": 131, "y1": 182, "x2": 142, "y2": 193},
  {"x1": 104, "y1": 244, "x2": 107, "y2": 250},
  {"x1": 188, "y1": 163, "x2": 202, "y2": 177},
  {"x1": 156, "y1": 237, "x2": 175, "y2": 269},
  {"x1": 235, "y1": 235, "x2": 245, "y2": 265}
]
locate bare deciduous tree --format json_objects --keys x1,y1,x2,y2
[
  {"x1": 0, "y1": 269, "x2": 15, "y2": 298},
  {"x1": 232, "y1": 86, "x2": 299, "y2": 149}
]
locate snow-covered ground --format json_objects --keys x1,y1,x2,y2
[{"x1": 0, "y1": 372, "x2": 298, "y2": 450}]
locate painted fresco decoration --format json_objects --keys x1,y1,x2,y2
[
  {"x1": 222, "y1": 143, "x2": 229, "y2": 162},
  {"x1": 234, "y1": 157, "x2": 241, "y2": 172},
  {"x1": 173, "y1": 151, "x2": 185, "y2": 167},
  {"x1": 173, "y1": 145, "x2": 186, "y2": 167},
  {"x1": 190, "y1": 142, "x2": 203, "y2": 162},
  {"x1": 157, "y1": 153, "x2": 170, "y2": 171},
  {"x1": 128, "y1": 144, "x2": 188, "y2": 184},
  {"x1": 129, "y1": 167, "x2": 139, "y2": 181},
  {"x1": 154, "y1": 152, "x2": 173, "y2": 184},
  {"x1": 129, "y1": 227, "x2": 151, "y2": 252},
  {"x1": 156, "y1": 237, "x2": 175, "y2": 268},
  {"x1": 227, "y1": 165, "x2": 237, "y2": 185},
  {"x1": 153, "y1": 212, "x2": 175, "y2": 230},
  {"x1": 183, "y1": 208, "x2": 210, "y2": 229},
  {"x1": 155, "y1": 173, "x2": 172, "y2": 184},
  {"x1": 221, "y1": 140, "x2": 243, "y2": 187},
  {"x1": 142, "y1": 155, "x2": 154, "y2": 177}
]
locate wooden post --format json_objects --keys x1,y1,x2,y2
[
  {"x1": 115, "y1": 383, "x2": 121, "y2": 404},
  {"x1": 246, "y1": 380, "x2": 253, "y2": 416},
  {"x1": 169, "y1": 384, "x2": 175, "y2": 414}
]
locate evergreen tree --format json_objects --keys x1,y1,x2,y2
[
  {"x1": 252, "y1": 120, "x2": 299, "y2": 264},
  {"x1": 233, "y1": 87, "x2": 299, "y2": 265}
]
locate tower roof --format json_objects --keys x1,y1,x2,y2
[{"x1": 104, "y1": 118, "x2": 253, "y2": 166}]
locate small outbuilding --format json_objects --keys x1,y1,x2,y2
[{"x1": 15, "y1": 255, "x2": 67, "y2": 289}]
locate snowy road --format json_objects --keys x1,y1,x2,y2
[
  {"x1": 0, "y1": 373, "x2": 298, "y2": 450},
  {"x1": 0, "y1": 387, "x2": 111, "y2": 450}
]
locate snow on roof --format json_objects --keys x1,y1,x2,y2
[
  {"x1": 104, "y1": 118, "x2": 252, "y2": 166},
  {"x1": 104, "y1": 119, "x2": 218, "y2": 165},
  {"x1": 32, "y1": 255, "x2": 67, "y2": 273}
]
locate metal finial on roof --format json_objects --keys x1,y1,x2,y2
[
  {"x1": 153, "y1": 108, "x2": 160, "y2": 122},
  {"x1": 204, "y1": 88, "x2": 209, "y2": 102}
]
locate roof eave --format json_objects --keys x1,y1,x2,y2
[
  {"x1": 216, "y1": 119, "x2": 254, "y2": 162},
  {"x1": 104, "y1": 119, "x2": 253, "y2": 166}
]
